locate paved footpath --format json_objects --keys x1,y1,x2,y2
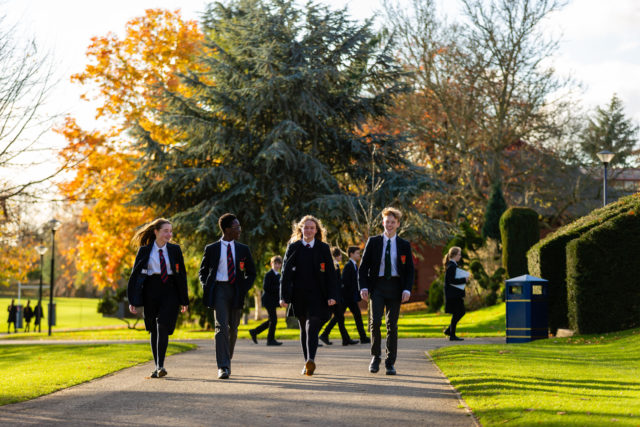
[{"x1": 0, "y1": 337, "x2": 502, "y2": 426}]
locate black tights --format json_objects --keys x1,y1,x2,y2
[
  {"x1": 150, "y1": 322, "x2": 169, "y2": 369},
  {"x1": 449, "y1": 310, "x2": 465, "y2": 337},
  {"x1": 298, "y1": 315, "x2": 322, "y2": 362}
]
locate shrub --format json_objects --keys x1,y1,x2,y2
[
  {"x1": 527, "y1": 193, "x2": 640, "y2": 334},
  {"x1": 482, "y1": 181, "x2": 507, "y2": 241},
  {"x1": 469, "y1": 259, "x2": 505, "y2": 306},
  {"x1": 500, "y1": 207, "x2": 539, "y2": 278},
  {"x1": 566, "y1": 210, "x2": 640, "y2": 334},
  {"x1": 427, "y1": 275, "x2": 444, "y2": 313}
]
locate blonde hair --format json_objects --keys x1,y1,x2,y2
[
  {"x1": 382, "y1": 206, "x2": 402, "y2": 221},
  {"x1": 289, "y1": 215, "x2": 327, "y2": 244},
  {"x1": 443, "y1": 246, "x2": 462, "y2": 266},
  {"x1": 131, "y1": 218, "x2": 172, "y2": 248}
]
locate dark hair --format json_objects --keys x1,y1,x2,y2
[
  {"x1": 347, "y1": 246, "x2": 360, "y2": 256},
  {"x1": 131, "y1": 218, "x2": 172, "y2": 248},
  {"x1": 270, "y1": 255, "x2": 282, "y2": 264},
  {"x1": 331, "y1": 247, "x2": 342, "y2": 257},
  {"x1": 219, "y1": 213, "x2": 238, "y2": 233}
]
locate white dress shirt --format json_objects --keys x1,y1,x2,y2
[
  {"x1": 301, "y1": 238, "x2": 315, "y2": 248},
  {"x1": 378, "y1": 234, "x2": 399, "y2": 277},
  {"x1": 148, "y1": 241, "x2": 173, "y2": 275},
  {"x1": 216, "y1": 239, "x2": 236, "y2": 282}
]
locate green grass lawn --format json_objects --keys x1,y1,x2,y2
[
  {"x1": 0, "y1": 343, "x2": 195, "y2": 406},
  {"x1": 431, "y1": 328, "x2": 640, "y2": 426},
  {"x1": 1, "y1": 297, "x2": 124, "y2": 332},
  {"x1": 0, "y1": 303, "x2": 506, "y2": 341}
]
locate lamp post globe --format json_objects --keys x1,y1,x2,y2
[
  {"x1": 48, "y1": 219, "x2": 61, "y2": 336},
  {"x1": 596, "y1": 150, "x2": 615, "y2": 207}
]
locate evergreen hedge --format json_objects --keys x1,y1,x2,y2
[
  {"x1": 566, "y1": 210, "x2": 640, "y2": 333},
  {"x1": 527, "y1": 194, "x2": 640, "y2": 334},
  {"x1": 500, "y1": 207, "x2": 539, "y2": 278}
]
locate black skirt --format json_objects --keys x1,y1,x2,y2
[
  {"x1": 143, "y1": 275, "x2": 180, "y2": 334},
  {"x1": 445, "y1": 297, "x2": 465, "y2": 315}
]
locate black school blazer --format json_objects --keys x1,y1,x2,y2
[
  {"x1": 199, "y1": 240, "x2": 257, "y2": 309},
  {"x1": 444, "y1": 260, "x2": 466, "y2": 299},
  {"x1": 279, "y1": 240, "x2": 339, "y2": 312},
  {"x1": 341, "y1": 260, "x2": 361, "y2": 303},
  {"x1": 261, "y1": 269, "x2": 281, "y2": 309},
  {"x1": 358, "y1": 234, "x2": 415, "y2": 294},
  {"x1": 126, "y1": 242, "x2": 189, "y2": 307}
]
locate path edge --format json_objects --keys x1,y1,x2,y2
[{"x1": 424, "y1": 350, "x2": 482, "y2": 427}]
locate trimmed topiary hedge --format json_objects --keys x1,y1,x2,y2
[
  {"x1": 527, "y1": 194, "x2": 640, "y2": 334},
  {"x1": 566, "y1": 210, "x2": 640, "y2": 333},
  {"x1": 500, "y1": 207, "x2": 539, "y2": 278}
]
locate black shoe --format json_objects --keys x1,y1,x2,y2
[
  {"x1": 317, "y1": 342, "x2": 323, "y2": 347},
  {"x1": 319, "y1": 335, "x2": 332, "y2": 345},
  {"x1": 369, "y1": 356, "x2": 381, "y2": 373},
  {"x1": 385, "y1": 365, "x2": 396, "y2": 375},
  {"x1": 360, "y1": 337, "x2": 371, "y2": 344},
  {"x1": 150, "y1": 369, "x2": 159, "y2": 378},
  {"x1": 218, "y1": 368, "x2": 230, "y2": 379},
  {"x1": 342, "y1": 339, "x2": 359, "y2": 346},
  {"x1": 443, "y1": 327, "x2": 451, "y2": 337},
  {"x1": 157, "y1": 367, "x2": 167, "y2": 378},
  {"x1": 266, "y1": 340, "x2": 283, "y2": 346},
  {"x1": 249, "y1": 329, "x2": 258, "y2": 344},
  {"x1": 449, "y1": 336, "x2": 464, "y2": 341}
]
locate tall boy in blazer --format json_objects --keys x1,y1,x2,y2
[
  {"x1": 359, "y1": 207, "x2": 414, "y2": 375},
  {"x1": 199, "y1": 213, "x2": 256, "y2": 379}
]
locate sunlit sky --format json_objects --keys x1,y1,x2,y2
[{"x1": 4, "y1": 0, "x2": 640, "y2": 211}]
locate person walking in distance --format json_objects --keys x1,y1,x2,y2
[
  {"x1": 199, "y1": 213, "x2": 257, "y2": 379},
  {"x1": 280, "y1": 215, "x2": 339, "y2": 376},
  {"x1": 443, "y1": 246, "x2": 467, "y2": 341},
  {"x1": 249, "y1": 256, "x2": 283, "y2": 346},
  {"x1": 23, "y1": 300, "x2": 33, "y2": 332},
  {"x1": 359, "y1": 207, "x2": 415, "y2": 375},
  {"x1": 127, "y1": 218, "x2": 189, "y2": 378},
  {"x1": 319, "y1": 247, "x2": 358, "y2": 346},
  {"x1": 340, "y1": 246, "x2": 369, "y2": 344},
  {"x1": 6, "y1": 299, "x2": 17, "y2": 333}
]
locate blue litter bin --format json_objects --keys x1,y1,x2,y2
[{"x1": 505, "y1": 275, "x2": 548, "y2": 343}]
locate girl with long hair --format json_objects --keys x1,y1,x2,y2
[
  {"x1": 127, "y1": 218, "x2": 189, "y2": 378},
  {"x1": 279, "y1": 215, "x2": 338, "y2": 376}
]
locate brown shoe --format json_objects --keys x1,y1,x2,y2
[
  {"x1": 157, "y1": 367, "x2": 167, "y2": 378},
  {"x1": 304, "y1": 360, "x2": 316, "y2": 376}
]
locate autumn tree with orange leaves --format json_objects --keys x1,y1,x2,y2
[{"x1": 56, "y1": 9, "x2": 203, "y2": 290}]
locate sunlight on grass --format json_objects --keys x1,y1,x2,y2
[
  {"x1": 1, "y1": 303, "x2": 507, "y2": 341},
  {"x1": 0, "y1": 343, "x2": 195, "y2": 406},
  {"x1": 431, "y1": 328, "x2": 640, "y2": 426}
]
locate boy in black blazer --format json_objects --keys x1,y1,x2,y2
[
  {"x1": 199, "y1": 213, "x2": 256, "y2": 379},
  {"x1": 359, "y1": 207, "x2": 414, "y2": 375},
  {"x1": 249, "y1": 255, "x2": 283, "y2": 345}
]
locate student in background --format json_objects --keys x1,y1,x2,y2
[{"x1": 250, "y1": 255, "x2": 283, "y2": 346}]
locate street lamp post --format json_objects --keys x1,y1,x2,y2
[
  {"x1": 597, "y1": 150, "x2": 615, "y2": 207},
  {"x1": 35, "y1": 245, "x2": 47, "y2": 333},
  {"x1": 48, "y1": 219, "x2": 61, "y2": 336}
]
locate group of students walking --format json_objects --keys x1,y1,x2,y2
[
  {"x1": 127, "y1": 207, "x2": 468, "y2": 379},
  {"x1": 6, "y1": 299, "x2": 43, "y2": 333}
]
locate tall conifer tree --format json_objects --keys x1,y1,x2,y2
[{"x1": 132, "y1": 0, "x2": 442, "y2": 258}]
